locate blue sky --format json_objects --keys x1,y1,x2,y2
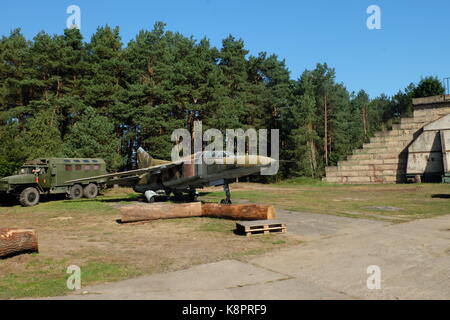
[{"x1": 1, "y1": 0, "x2": 449, "y2": 98}]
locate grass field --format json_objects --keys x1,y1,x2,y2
[
  {"x1": 203, "y1": 180, "x2": 450, "y2": 222},
  {"x1": 0, "y1": 181, "x2": 449, "y2": 299}
]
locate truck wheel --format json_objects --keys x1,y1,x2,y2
[
  {"x1": 69, "y1": 184, "x2": 83, "y2": 200},
  {"x1": 83, "y1": 183, "x2": 98, "y2": 199},
  {"x1": 19, "y1": 187, "x2": 40, "y2": 207}
]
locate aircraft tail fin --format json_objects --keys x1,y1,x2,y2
[{"x1": 137, "y1": 147, "x2": 153, "y2": 168}]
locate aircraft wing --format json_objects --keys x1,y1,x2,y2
[{"x1": 65, "y1": 161, "x2": 183, "y2": 184}]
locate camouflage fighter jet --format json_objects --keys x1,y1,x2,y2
[{"x1": 67, "y1": 148, "x2": 276, "y2": 204}]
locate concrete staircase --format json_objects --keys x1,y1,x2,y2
[
  {"x1": 323, "y1": 95, "x2": 450, "y2": 184},
  {"x1": 323, "y1": 116, "x2": 429, "y2": 184}
]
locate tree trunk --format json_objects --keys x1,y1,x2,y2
[
  {"x1": 120, "y1": 203, "x2": 202, "y2": 223},
  {"x1": 202, "y1": 204, "x2": 275, "y2": 220},
  {"x1": 0, "y1": 228, "x2": 38, "y2": 258},
  {"x1": 119, "y1": 203, "x2": 276, "y2": 223},
  {"x1": 324, "y1": 94, "x2": 328, "y2": 166},
  {"x1": 307, "y1": 122, "x2": 317, "y2": 178},
  {"x1": 362, "y1": 106, "x2": 368, "y2": 137},
  {"x1": 307, "y1": 141, "x2": 314, "y2": 178}
]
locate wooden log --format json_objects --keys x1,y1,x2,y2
[
  {"x1": 120, "y1": 202, "x2": 203, "y2": 223},
  {"x1": 119, "y1": 203, "x2": 275, "y2": 223},
  {"x1": 0, "y1": 228, "x2": 38, "y2": 258},
  {"x1": 201, "y1": 204, "x2": 275, "y2": 220}
]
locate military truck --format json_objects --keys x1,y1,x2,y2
[{"x1": 0, "y1": 158, "x2": 107, "y2": 207}]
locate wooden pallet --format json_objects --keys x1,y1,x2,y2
[{"x1": 236, "y1": 220, "x2": 286, "y2": 237}]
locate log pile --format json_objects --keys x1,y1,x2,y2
[
  {"x1": 0, "y1": 228, "x2": 38, "y2": 258},
  {"x1": 120, "y1": 203, "x2": 275, "y2": 223}
]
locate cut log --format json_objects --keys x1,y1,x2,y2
[
  {"x1": 202, "y1": 203, "x2": 275, "y2": 220},
  {"x1": 120, "y1": 202, "x2": 203, "y2": 223},
  {"x1": 119, "y1": 203, "x2": 275, "y2": 223},
  {"x1": 0, "y1": 228, "x2": 38, "y2": 258}
]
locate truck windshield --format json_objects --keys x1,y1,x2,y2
[{"x1": 18, "y1": 167, "x2": 35, "y2": 175}]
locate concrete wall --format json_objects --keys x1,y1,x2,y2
[
  {"x1": 440, "y1": 130, "x2": 450, "y2": 173},
  {"x1": 413, "y1": 95, "x2": 450, "y2": 119}
]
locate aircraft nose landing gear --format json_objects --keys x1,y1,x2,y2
[
  {"x1": 188, "y1": 190, "x2": 199, "y2": 202},
  {"x1": 220, "y1": 183, "x2": 232, "y2": 204}
]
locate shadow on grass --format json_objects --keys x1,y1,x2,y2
[
  {"x1": 431, "y1": 194, "x2": 450, "y2": 199},
  {"x1": 99, "y1": 197, "x2": 141, "y2": 203},
  {"x1": 0, "y1": 250, "x2": 38, "y2": 260},
  {"x1": 0, "y1": 194, "x2": 67, "y2": 207}
]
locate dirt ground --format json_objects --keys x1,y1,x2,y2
[{"x1": 0, "y1": 186, "x2": 300, "y2": 298}]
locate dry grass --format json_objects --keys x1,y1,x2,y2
[{"x1": 202, "y1": 182, "x2": 450, "y2": 222}]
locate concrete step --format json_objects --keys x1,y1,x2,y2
[
  {"x1": 325, "y1": 166, "x2": 338, "y2": 173},
  {"x1": 347, "y1": 152, "x2": 402, "y2": 163},
  {"x1": 371, "y1": 175, "x2": 399, "y2": 183},
  {"x1": 400, "y1": 116, "x2": 432, "y2": 124},
  {"x1": 323, "y1": 175, "x2": 400, "y2": 184},
  {"x1": 385, "y1": 129, "x2": 416, "y2": 137},
  {"x1": 370, "y1": 135, "x2": 413, "y2": 143},
  {"x1": 335, "y1": 164, "x2": 406, "y2": 172},
  {"x1": 348, "y1": 153, "x2": 406, "y2": 161},
  {"x1": 337, "y1": 160, "x2": 405, "y2": 168},
  {"x1": 326, "y1": 170, "x2": 406, "y2": 178},
  {"x1": 374, "y1": 129, "x2": 415, "y2": 137},
  {"x1": 363, "y1": 140, "x2": 410, "y2": 149},
  {"x1": 355, "y1": 147, "x2": 407, "y2": 155},
  {"x1": 331, "y1": 165, "x2": 405, "y2": 173},
  {"x1": 399, "y1": 122, "x2": 426, "y2": 130},
  {"x1": 338, "y1": 159, "x2": 384, "y2": 166}
]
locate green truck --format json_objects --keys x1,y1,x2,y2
[{"x1": 0, "y1": 158, "x2": 107, "y2": 207}]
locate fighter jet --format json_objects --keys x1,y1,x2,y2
[{"x1": 67, "y1": 148, "x2": 276, "y2": 204}]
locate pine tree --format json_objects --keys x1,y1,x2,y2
[
  {"x1": 64, "y1": 107, "x2": 122, "y2": 171},
  {"x1": 412, "y1": 76, "x2": 445, "y2": 98},
  {"x1": 0, "y1": 123, "x2": 28, "y2": 177},
  {"x1": 23, "y1": 107, "x2": 64, "y2": 159},
  {"x1": 310, "y1": 63, "x2": 336, "y2": 167}
]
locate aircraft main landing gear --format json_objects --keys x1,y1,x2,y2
[{"x1": 220, "y1": 183, "x2": 232, "y2": 204}]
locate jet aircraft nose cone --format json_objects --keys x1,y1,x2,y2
[
  {"x1": 233, "y1": 155, "x2": 277, "y2": 167},
  {"x1": 257, "y1": 156, "x2": 276, "y2": 166}
]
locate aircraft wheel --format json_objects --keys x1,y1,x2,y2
[
  {"x1": 173, "y1": 192, "x2": 183, "y2": 201},
  {"x1": 147, "y1": 196, "x2": 155, "y2": 203},
  {"x1": 19, "y1": 187, "x2": 40, "y2": 207},
  {"x1": 69, "y1": 184, "x2": 83, "y2": 200},
  {"x1": 83, "y1": 183, "x2": 98, "y2": 199},
  {"x1": 220, "y1": 199, "x2": 232, "y2": 205}
]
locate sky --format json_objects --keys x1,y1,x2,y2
[{"x1": 1, "y1": 0, "x2": 449, "y2": 98}]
